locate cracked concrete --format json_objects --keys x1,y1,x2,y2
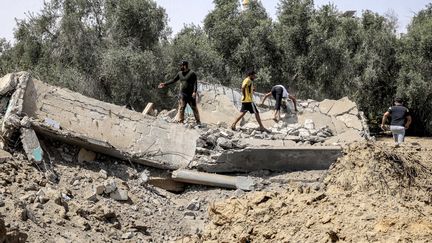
[
  {"x1": 3, "y1": 73, "x2": 200, "y2": 169},
  {"x1": 1, "y1": 72, "x2": 369, "y2": 174}
]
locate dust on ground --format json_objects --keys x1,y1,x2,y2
[
  {"x1": 199, "y1": 137, "x2": 432, "y2": 242},
  {"x1": 1, "y1": 137, "x2": 432, "y2": 242}
]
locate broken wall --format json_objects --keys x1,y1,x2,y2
[
  {"x1": 198, "y1": 82, "x2": 369, "y2": 145},
  {"x1": 3, "y1": 72, "x2": 199, "y2": 169}
]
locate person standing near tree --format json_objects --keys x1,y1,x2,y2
[
  {"x1": 381, "y1": 97, "x2": 412, "y2": 147},
  {"x1": 231, "y1": 69, "x2": 269, "y2": 132},
  {"x1": 261, "y1": 84, "x2": 298, "y2": 121},
  {"x1": 158, "y1": 60, "x2": 201, "y2": 125}
]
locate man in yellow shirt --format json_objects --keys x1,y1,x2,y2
[{"x1": 231, "y1": 69, "x2": 269, "y2": 132}]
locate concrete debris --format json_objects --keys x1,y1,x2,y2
[
  {"x1": 197, "y1": 146, "x2": 342, "y2": 173},
  {"x1": 2, "y1": 72, "x2": 369, "y2": 175},
  {"x1": 77, "y1": 148, "x2": 96, "y2": 163},
  {"x1": 0, "y1": 73, "x2": 18, "y2": 95},
  {"x1": 148, "y1": 176, "x2": 185, "y2": 192},
  {"x1": 94, "y1": 184, "x2": 105, "y2": 195},
  {"x1": 103, "y1": 180, "x2": 117, "y2": 194},
  {"x1": 139, "y1": 170, "x2": 150, "y2": 185},
  {"x1": 109, "y1": 189, "x2": 129, "y2": 201},
  {"x1": 8, "y1": 72, "x2": 199, "y2": 170},
  {"x1": 0, "y1": 149, "x2": 12, "y2": 163},
  {"x1": 171, "y1": 169, "x2": 256, "y2": 191},
  {"x1": 20, "y1": 128, "x2": 43, "y2": 164},
  {"x1": 142, "y1": 102, "x2": 155, "y2": 116},
  {"x1": 1, "y1": 72, "x2": 31, "y2": 148}
]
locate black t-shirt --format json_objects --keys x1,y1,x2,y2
[
  {"x1": 388, "y1": 105, "x2": 410, "y2": 126},
  {"x1": 166, "y1": 70, "x2": 197, "y2": 96}
]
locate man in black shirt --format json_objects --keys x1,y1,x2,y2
[
  {"x1": 381, "y1": 98, "x2": 412, "y2": 146},
  {"x1": 158, "y1": 61, "x2": 201, "y2": 125}
]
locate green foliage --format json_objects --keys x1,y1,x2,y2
[
  {"x1": 397, "y1": 3, "x2": 432, "y2": 134},
  {"x1": 105, "y1": 0, "x2": 167, "y2": 50},
  {"x1": 100, "y1": 46, "x2": 166, "y2": 110},
  {"x1": 169, "y1": 25, "x2": 226, "y2": 84}
]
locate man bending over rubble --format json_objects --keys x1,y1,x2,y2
[
  {"x1": 261, "y1": 84, "x2": 298, "y2": 121},
  {"x1": 381, "y1": 97, "x2": 412, "y2": 147},
  {"x1": 158, "y1": 60, "x2": 201, "y2": 125},
  {"x1": 231, "y1": 69, "x2": 269, "y2": 133}
]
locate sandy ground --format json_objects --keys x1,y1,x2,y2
[
  {"x1": 1, "y1": 136, "x2": 432, "y2": 242},
  {"x1": 197, "y1": 137, "x2": 432, "y2": 242}
]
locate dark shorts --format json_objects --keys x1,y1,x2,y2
[
  {"x1": 240, "y1": 102, "x2": 258, "y2": 114},
  {"x1": 271, "y1": 86, "x2": 283, "y2": 110}
]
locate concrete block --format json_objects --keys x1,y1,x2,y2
[
  {"x1": 0, "y1": 73, "x2": 17, "y2": 95},
  {"x1": 336, "y1": 114, "x2": 363, "y2": 131},
  {"x1": 110, "y1": 189, "x2": 128, "y2": 201},
  {"x1": 197, "y1": 146, "x2": 342, "y2": 173},
  {"x1": 21, "y1": 78, "x2": 199, "y2": 170},
  {"x1": 104, "y1": 180, "x2": 117, "y2": 194},
  {"x1": 20, "y1": 128, "x2": 43, "y2": 163},
  {"x1": 319, "y1": 99, "x2": 336, "y2": 114},
  {"x1": 327, "y1": 97, "x2": 357, "y2": 116},
  {"x1": 199, "y1": 91, "x2": 241, "y2": 125},
  {"x1": 324, "y1": 129, "x2": 364, "y2": 145},
  {"x1": 142, "y1": 102, "x2": 155, "y2": 116},
  {"x1": 172, "y1": 169, "x2": 255, "y2": 191},
  {"x1": 240, "y1": 138, "x2": 296, "y2": 148},
  {"x1": 44, "y1": 118, "x2": 60, "y2": 130}
]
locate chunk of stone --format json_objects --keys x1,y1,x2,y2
[
  {"x1": 139, "y1": 170, "x2": 149, "y2": 185},
  {"x1": 85, "y1": 191, "x2": 98, "y2": 202},
  {"x1": 110, "y1": 189, "x2": 128, "y2": 201},
  {"x1": 77, "y1": 148, "x2": 96, "y2": 163},
  {"x1": 99, "y1": 169, "x2": 108, "y2": 179},
  {"x1": 304, "y1": 119, "x2": 315, "y2": 130},
  {"x1": 121, "y1": 232, "x2": 134, "y2": 239},
  {"x1": 142, "y1": 102, "x2": 155, "y2": 116},
  {"x1": 94, "y1": 185, "x2": 105, "y2": 195},
  {"x1": 103, "y1": 180, "x2": 117, "y2": 194},
  {"x1": 327, "y1": 97, "x2": 356, "y2": 116},
  {"x1": 216, "y1": 137, "x2": 233, "y2": 149},
  {"x1": 20, "y1": 128, "x2": 43, "y2": 164},
  {"x1": 0, "y1": 149, "x2": 12, "y2": 163},
  {"x1": 186, "y1": 200, "x2": 201, "y2": 211}
]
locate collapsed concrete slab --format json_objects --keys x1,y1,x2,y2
[
  {"x1": 2, "y1": 72, "x2": 199, "y2": 170},
  {"x1": 198, "y1": 83, "x2": 370, "y2": 145},
  {"x1": 2, "y1": 72, "x2": 362, "y2": 174},
  {"x1": 196, "y1": 146, "x2": 342, "y2": 173},
  {"x1": 1, "y1": 72, "x2": 31, "y2": 145}
]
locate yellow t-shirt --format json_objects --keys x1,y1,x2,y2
[{"x1": 241, "y1": 77, "x2": 254, "y2": 103}]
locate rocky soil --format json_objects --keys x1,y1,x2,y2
[
  {"x1": 1, "y1": 137, "x2": 431, "y2": 242},
  {"x1": 197, "y1": 138, "x2": 432, "y2": 242},
  {"x1": 1, "y1": 94, "x2": 431, "y2": 243}
]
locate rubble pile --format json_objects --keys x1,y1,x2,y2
[
  {"x1": 324, "y1": 142, "x2": 432, "y2": 202},
  {"x1": 200, "y1": 141, "x2": 432, "y2": 243},
  {"x1": 3, "y1": 72, "x2": 429, "y2": 242},
  {"x1": 0, "y1": 142, "x2": 245, "y2": 242}
]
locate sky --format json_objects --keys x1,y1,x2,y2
[{"x1": 0, "y1": 0, "x2": 431, "y2": 42}]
